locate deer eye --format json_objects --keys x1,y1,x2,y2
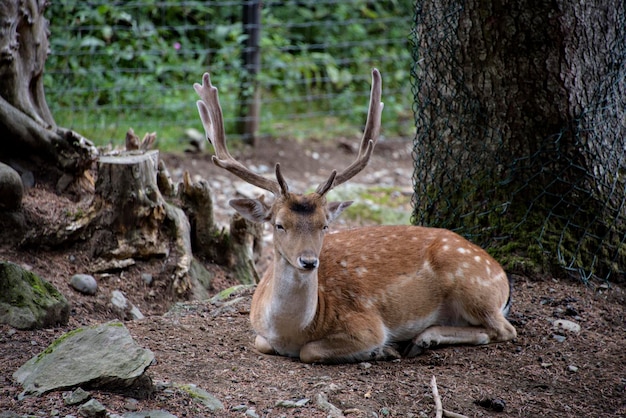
[{"x1": 275, "y1": 224, "x2": 285, "y2": 232}]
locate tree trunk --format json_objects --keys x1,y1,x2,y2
[
  {"x1": 0, "y1": 0, "x2": 95, "y2": 193},
  {"x1": 411, "y1": 0, "x2": 626, "y2": 281}
]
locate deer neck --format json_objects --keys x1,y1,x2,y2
[{"x1": 266, "y1": 253, "x2": 319, "y2": 331}]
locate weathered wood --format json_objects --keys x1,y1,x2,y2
[
  {"x1": 228, "y1": 213, "x2": 261, "y2": 285},
  {"x1": 0, "y1": 0, "x2": 96, "y2": 192},
  {"x1": 89, "y1": 150, "x2": 195, "y2": 295},
  {"x1": 92, "y1": 150, "x2": 168, "y2": 259},
  {"x1": 176, "y1": 171, "x2": 262, "y2": 284}
]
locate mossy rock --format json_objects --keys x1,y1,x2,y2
[{"x1": 0, "y1": 261, "x2": 70, "y2": 329}]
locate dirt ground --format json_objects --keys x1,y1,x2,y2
[{"x1": 1, "y1": 136, "x2": 625, "y2": 417}]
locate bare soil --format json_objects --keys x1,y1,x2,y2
[{"x1": 1, "y1": 137, "x2": 625, "y2": 417}]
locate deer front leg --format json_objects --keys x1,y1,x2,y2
[
  {"x1": 299, "y1": 319, "x2": 397, "y2": 363},
  {"x1": 254, "y1": 335, "x2": 277, "y2": 355}
]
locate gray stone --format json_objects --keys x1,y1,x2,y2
[
  {"x1": 78, "y1": 399, "x2": 106, "y2": 417},
  {"x1": 553, "y1": 319, "x2": 581, "y2": 333},
  {"x1": 129, "y1": 306, "x2": 145, "y2": 320},
  {"x1": 174, "y1": 383, "x2": 224, "y2": 412},
  {"x1": 70, "y1": 274, "x2": 98, "y2": 295},
  {"x1": 276, "y1": 398, "x2": 310, "y2": 408},
  {"x1": 111, "y1": 290, "x2": 144, "y2": 320},
  {"x1": 124, "y1": 411, "x2": 177, "y2": 418},
  {"x1": 63, "y1": 387, "x2": 91, "y2": 405},
  {"x1": 141, "y1": 273, "x2": 153, "y2": 285},
  {"x1": 245, "y1": 409, "x2": 260, "y2": 418},
  {"x1": 13, "y1": 320, "x2": 154, "y2": 397},
  {"x1": 0, "y1": 261, "x2": 70, "y2": 329},
  {"x1": 0, "y1": 162, "x2": 23, "y2": 211},
  {"x1": 111, "y1": 290, "x2": 128, "y2": 310}
]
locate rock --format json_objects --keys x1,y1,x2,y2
[
  {"x1": 91, "y1": 258, "x2": 136, "y2": 273},
  {"x1": 124, "y1": 397, "x2": 139, "y2": 411},
  {"x1": 0, "y1": 162, "x2": 23, "y2": 211},
  {"x1": 141, "y1": 273, "x2": 153, "y2": 286},
  {"x1": 111, "y1": 290, "x2": 144, "y2": 320},
  {"x1": 124, "y1": 411, "x2": 177, "y2": 418},
  {"x1": 209, "y1": 284, "x2": 254, "y2": 302},
  {"x1": 13, "y1": 320, "x2": 155, "y2": 397},
  {"x1": 0, "y1": 210, "x2": 26, "y2": 243},
  {"x1": 474, "y1": 398, "x2": 507, "y2": 412},
  {"x1": 275, "y1": 398, "x2": 309, "y2": 408},
  {"x1": 174, "y1": 383, "x2": 224, "y2": 412},
  {"x1": 129, "y1": 306, "x2": 145, "y2": 320},
  {"x1": 553, "y1": 319, "x2": 581, "y2": 333},
  {"x1": 63, "y1": 387, "x2": 91, "y2": 405},
  {"x1": 78, "y1": 399, "x2": 107, "y2": 417},
  {"x1": 70, "y1": 274, "x2": 98, "y2": 295},
  {"x1": 111, "y1": 290, "x2": 128, "y2": 310},
  {"x1": 0, "y1": 261, "x2": 70, "y2": 330},
  {"x1": 231, "y1": 404, "x2": 248, "y2": 412},
  {"x1": 245, "y1": 409, "x2": 260, "y2": 418},
  {"x1": 314, "y1": 392, "x2": 344, "y2": 418}
]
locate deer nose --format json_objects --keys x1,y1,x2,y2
[{"x1": 297, "y1": 255, "x2": 319, "y2": 270}]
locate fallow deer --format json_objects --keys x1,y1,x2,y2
[{"x1": 194, "y1": 69, "x2": 517, "y2": 364}]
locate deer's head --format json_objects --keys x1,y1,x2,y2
[{"x1": 194, "y1": 69, "x2": 383, "y2": 272}]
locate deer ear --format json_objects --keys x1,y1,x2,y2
[
  {"x1": 326, "y1": 201, "x2": 353, "y2": 223},
  {"x1": 229, "y1": 198, "x2": 272, "y2": 223}
]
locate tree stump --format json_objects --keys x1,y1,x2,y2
[
  {"x1": 176, "y1": 172, "x2": 262, "y2": 284},
  {"x1": 19, "y1": 144, "x2": 262, "y2": 297},
  {"x1": 92, "y1": 150, "x2": 168, "y2": 259}
]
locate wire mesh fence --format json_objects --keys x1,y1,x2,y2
[
  {"x1": 410, "y1": 0, "x2": 626, "y2": 283},
  {"x1": 43, "y1": 1, "x2": 414, "y2": 147}
]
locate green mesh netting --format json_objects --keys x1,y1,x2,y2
[{"x1": 409, "y1": 0, "x2": 626, "y2": 282}]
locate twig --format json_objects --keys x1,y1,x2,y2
[
  {"x1": 431, "y1": 376, "x2": 443, "y2": 418},
  {"x1": 430, "y1": 375, "x2": 469, "y2": 418},
  {"x1": 444, "y1": 409, "x2": 470, "y2": 418}
]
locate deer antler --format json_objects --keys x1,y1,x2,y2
[
  {"x1": 316, "y1": 68, "x2": 384, "y2": 195},
  {"x1": 194, "y1": 73, "x2": 283, "y2": 195}
]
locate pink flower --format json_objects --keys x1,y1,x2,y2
[{"x1": 174, "y1": 42, "x2": 181, "y2": 50}]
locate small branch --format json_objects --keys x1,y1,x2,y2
[
  {"x1": 444, "y1": 409, "x2": 469, "y2": 418},
  {"x1": 430, "y1": 376, "x2": 468, "y2": 418},
  {"x1": 431, "y1": 376, "x2": 443, "y2": 418}
]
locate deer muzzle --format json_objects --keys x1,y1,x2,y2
[{"x1": 297, "y1": 253, "x2": 319, "y2": 270}]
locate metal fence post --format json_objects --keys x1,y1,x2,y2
[{"x1": 238, "y1": 0, "x2": 261, "y2": 146}]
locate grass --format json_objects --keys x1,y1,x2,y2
[
  {"x1": 327, "y1": 184, "x2": 413, "y2": 225},
  {"x1": 49, "y1": 88, "x2": 413, "y2": 152}
]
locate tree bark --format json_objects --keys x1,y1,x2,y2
[
  {"x1": 91, "y1": 151, "x2": 169, "y2": 260},
  {"x1": 411, "y1": 0, "x2": 626, "y2": 281},
  {"x1": 0, "y1": 0, "x2": 96, "y2": 193},
  {"x1": 176, "y1": 172, "x2": 262, "y2": 284}
]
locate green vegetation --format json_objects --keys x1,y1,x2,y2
[
  {"x1": 35, "y1": 326, "x2": 85, "y2": 363},
  {"x1": 328, "y1": 184, "x2": 412, "y2": 225},
  {"x1": 44, "y1": 1, "x2": 413, "y2": 150}
]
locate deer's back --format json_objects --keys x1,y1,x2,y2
[{"x1": 315, "y1": 225, "x2": 510, "y2": 332}]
